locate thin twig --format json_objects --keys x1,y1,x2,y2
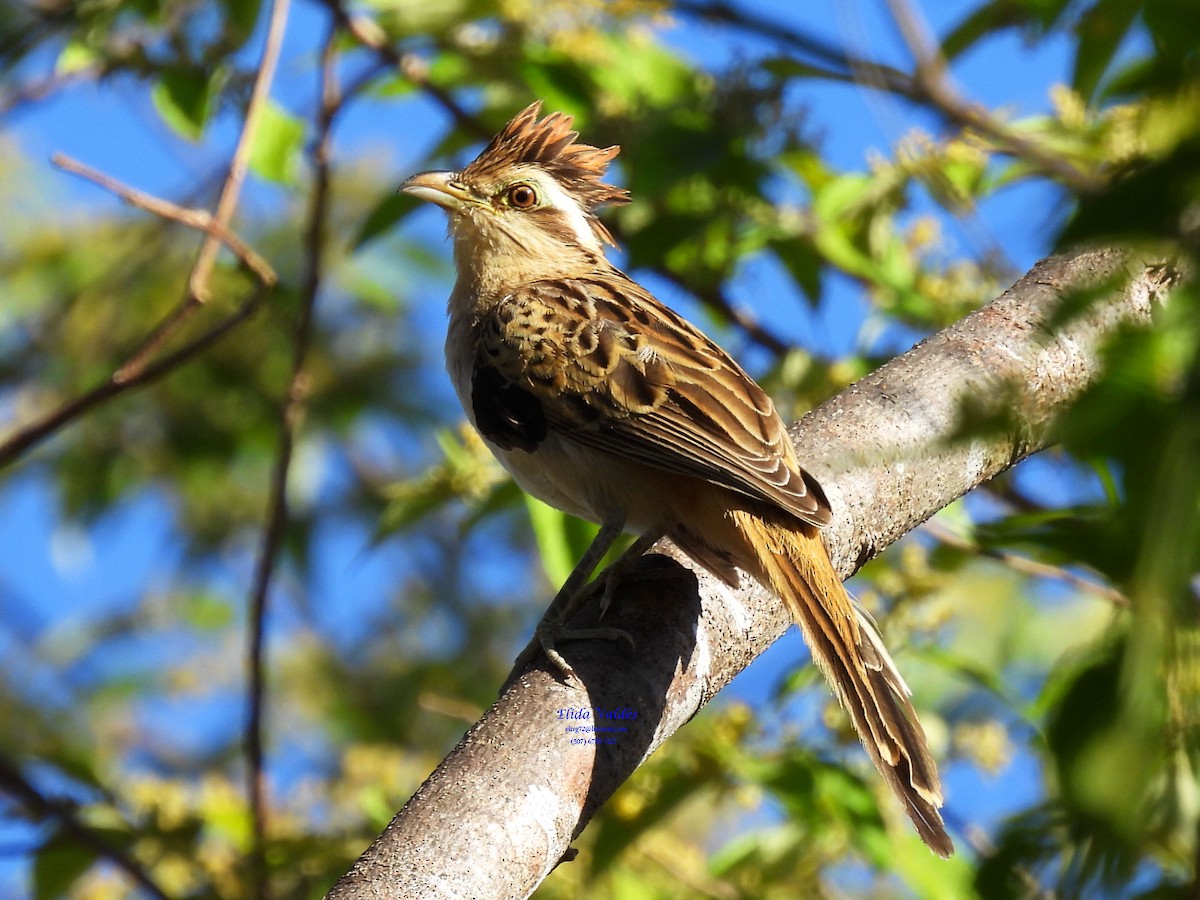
[
  {"x1": 115, "y1": 0, "x2": 292, "y2": 383},
  {"x1": 921, "y1": 518, "x2": 1129, "y2": 606},
  {"x1": 0, "y1": 67, "x2": 96, "y2": 119},
  {"x1": 638, "y1": 843, "x2": 739, "y2": 900},
  {"x1": 189, "y1": 0, "x2": 291, "y2": 298},
  {"x1": 242, "y1": 23, "x2": 341, "y2": 900},
  {"x1": 882, "y1": 0, "x2": 1104, "y2": 193},
  {"x1": 0, "y1": 757, "x2": 170, "y2": 900},
  {"x1": 674, "y1": 0, "x2": 917, "y2": 96},
  {"x1": 655, "y1": 267, "x2": 793, "y2": 357},
  {"x1": 52, "y1": 153, "x2": 277, "y2": 289},
  {"x1": 680, "y1": 0, "x2": 1103, "y2": 193},
  {"x1": 0, "y1": 287, "x2": 267, "y2": 470},
  {"x1": 1, "y1": 154, "x2": 277, "y2": 471},
  {"x1": 319, "y1": 0, "x2": 490, "y2": 139}
]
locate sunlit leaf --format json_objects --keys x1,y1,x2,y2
[
  {"x1": 34, "y1": 834, "x2": 96, "y2": 900},
  {"x1": 249, "y1": 100, "x2": 305, "y2": 185},
  {"x1": 525, "y1": 496, "x2": 598, "y2": 587},
  {"x1": 1072, "y1": 0, "x2": 1141, "y2": 100},
  {"x1": 151, "y1": 66, "x2": 223, "y2": 141},
  {"x1": 54, "y1": 39, "x2": 99, "y2": 75},
  {"x1": 219, "y1": 0, "x2": 262, "y2": 47},
  {"x1": 354, "y1": 192, "x2": 418, "y2": 249}
]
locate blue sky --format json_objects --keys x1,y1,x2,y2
[{"x1": 0, "y1": 0, "x2": 1093, "y2": 893}]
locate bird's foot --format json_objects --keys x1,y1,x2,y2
[
  {"x1": 536, "y1": 621, "x2": 636, "y2": 684},
  {"x1": 504, "y1": 610, "x2": 635, "y2": 690}
]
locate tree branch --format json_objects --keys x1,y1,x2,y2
[
  {"x1": 320, "y1": 0, "x2": 491, "y2": 140},
  {"x1": 0, "y1": 154, "x2": 277, "y2": 471},
  {"x1": 0, "y1": 757, "x2": 170, "y2": 900},
  {"x1": 920, "y1": 518, "x2": 1128, "y2": 606},
  {"x1": 881, "y1": 0, "x2": 1103, "y2": 193},
  {"x1": 51, "y1": 153, "x2": 276, "y2": 287},
  {"x1": 674, "y1": 0, "x2": 917, "y2": 96},
  {"x1": 114, "y1": 0, "x2": 292, "y2": 383},
  {"x1": 652, "y1": 266, "x2": 794, "y2": 358},
  {"x1": 0, "y1": 67, "x2": 97, "y2": 119},
  {"x1": 0, "y1": 286, "x2": 268, "y2": 471},
  {"x1": 243, "y1": 23, "x2": 340, "y2": 900},
  {"x1": 678, "y1": 0, "x2": 1105, "y2": 193},
  {"x1": 325, "y1": 247, "x2": 1176, "y2": 899}
]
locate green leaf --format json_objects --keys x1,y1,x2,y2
[
  {"x1": 182, "y1": 591, "x2": 234, "y2": 630},
  {"x1": 34, "y1": 835, "x2": 96, "y2": 900},
  {"x1": 942, "y1": 2, "x2": 1024, "y2": 61},
  {"x1": 354, "y1": 192, "x2": 417, "y2": 249},
  {"x1": 922, "y1": 646, "x2": 1010, "y2": 698},
  {"x1": 55, "y1": 39, "x2": 99, "y2": 75},
  {"x1": 367, "y1": 0, "x2": 475, "y2": 39},
  {"x1": 1046, "y1": 637, "x2": 1165, "y2": 852},
  {"x1": 249, "y1": 100, "x2": 305, "y2": 185},
  {"x1": 588, "y1": 774, "x2": 697, "y2": 876},
  {"x1": 219, "y1": 0, "x2": 262, "y2": 47},
  {"x1": 1140, "y1": 0, "x2": 1200, "y2": 81},
  {"x1": 1072, "y1": 0, "x2": 1141, "y2": 100},
  {"x1": 893, "y1": 829, "x2": 977, "y2": 900},
  {"x1": 524, "y1": 496, "x2": 598, "y2": 586},
  {"x1": 811, "y1": 172, "x2": 874, "y2": 223},
  {"x1": 770, "y1": 238, "x2": 823, "y2": 305},
  {"x1": 941, "y1": 0, "x2": 1075, "y2": 60},
  {"x1": 42, "y1": 753, "x2": 104, "y2": 793},
  {"x1": 151, "y1": 66, "x2": 222, "y2": 141},
  {"x1": 1058, "y1": 141, "x2": 1200, "y2": 248},
  {"x1": 516, "y1": 59, "x2": 594, "y2": 124}
]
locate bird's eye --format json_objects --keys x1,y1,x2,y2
[{"x1": 506, "y1": 184, "x2": 538, "y2": 209}]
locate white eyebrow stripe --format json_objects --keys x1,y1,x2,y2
[{"x1": 522, "y1": 170, "x2": 602, "y2": 251}]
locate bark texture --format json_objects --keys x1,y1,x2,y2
[{"x1": 326, "y1": 247, "x2": 1177, "y2": 899}]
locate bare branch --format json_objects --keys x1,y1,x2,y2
[
  {"x1": 654, "y1": 268, "x2": 793, "y2": 357},
  {"x1": 189, "y1": 0, "x2": 290, "y2": 300},
  {"x1": 678, "y1": 0, "x2": 1105, "y2": 193},
  {"x1": 0, "y1": 67, "x2": 96, "y2": 119},
  {"x1": 0, "y1": 0, "x2": 291, "y2": 473},
  {"x1": 52, "y1": 153, "x2": 277, "y2": 288},
  {"x1": 0, "y1": 286, "x2": 267, "y2": 470},
  {"x1": 325, "y1": 247, "x2": 1176, "y2": 899},
  {"x1": 920, "y1": 518, "x2": 1129, "y2": 606},
  {"x1": 0, "y1": 756, "x2": 170, "y2": 900},
  {"x1": 319, "y1": 0, "x2": 491, "y2": 139},
  {"x1": 116, "y1": 0, "x2": 292, "y2": 382},
  {"x1": 0, "y1": 155, "x2": 278, "y2": 472},
  {"x1": 882, "y1": 0, "x2": 1104, "y2": 193},
  {"x1": 244, "y1": 24, "x2": 341, "y2": 899},
  {"x1": 674, "y1": 0, "x2": 917, "y2": 95}
]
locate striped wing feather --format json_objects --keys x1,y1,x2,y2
[{"x1": 475, "y1": 271, "x2": 831, "y2": 527}]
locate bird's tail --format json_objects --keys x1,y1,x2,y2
[{"x1": 728, "y1": 509, "x2": 953, "y2": 857}]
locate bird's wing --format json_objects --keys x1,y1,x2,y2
[{"x1": 470, "y1": 272, "x2": 831, "y2": 527}]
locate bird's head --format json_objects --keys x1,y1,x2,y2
[{"x1": 402, "y1": 102, "x2": 628, "y2": 286}]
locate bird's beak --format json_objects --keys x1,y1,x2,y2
[{"x1": 400, "y1": 170, "x2": 476, "y2": 211}]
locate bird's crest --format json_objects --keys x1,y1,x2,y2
[{"x1": 462, "y1": 101, "x2": 629, "y2": 212}]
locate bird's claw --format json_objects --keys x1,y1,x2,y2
[{"x1": 503, "y1": 620, "x2": 636, "y2": 691}]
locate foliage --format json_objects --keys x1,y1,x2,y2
[{"x1": 0, "y1": 0, "x2": 1198, "y2": 897}]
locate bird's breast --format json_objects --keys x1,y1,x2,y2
[{"x1": 488, "y1": 432, "x2": 688, "y2": 535}]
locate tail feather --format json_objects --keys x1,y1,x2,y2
[{"x1": 727, "y1": 509, "x2": 954, "y2": 857}]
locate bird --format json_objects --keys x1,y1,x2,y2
[{"x1": 401, "y1": 101, "x2": 953, "y2": 857}]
